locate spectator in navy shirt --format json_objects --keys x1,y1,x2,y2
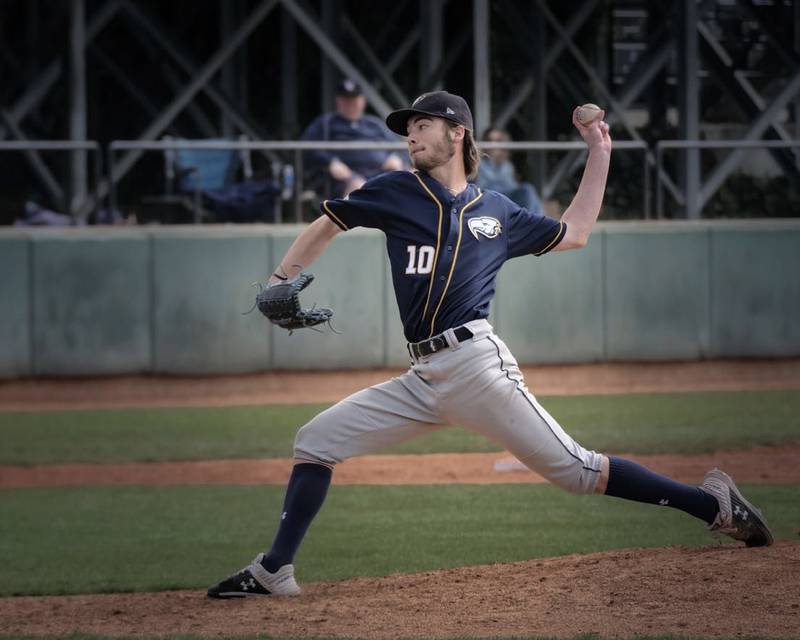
[{"x1": 300, "y1": 79, "x2": 405, "y2": 197}]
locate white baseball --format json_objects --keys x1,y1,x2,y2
[{"x1": 577, "y1": 103, "x2": 603, "y2": 125}]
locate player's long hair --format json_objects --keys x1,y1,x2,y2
[{"x1": 447, "y1": 122, "x2": 480, "y2": 181}]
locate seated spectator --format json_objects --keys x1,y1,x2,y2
[
  {"x1": 300, "y1": 79, "x2": 405, "y2": 197},
  {"x1": 477, "y1": 127, "x2": 544, "y2": 214}
]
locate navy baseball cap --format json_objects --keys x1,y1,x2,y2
[
  {"x1": 336, "y1": 79, "x2": 363, "y2": 97},
  {"x1": 386, "y1": 91, "x2": 474, "y2": 136}
]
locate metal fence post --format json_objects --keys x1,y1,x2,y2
[
  {"x1": 656, "y1": 143, "x2": 663, "y2": 219},
  {"x1": 293, "y1": 149, "x2": 302, "y2": 223}
]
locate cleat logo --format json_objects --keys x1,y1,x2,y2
[
  {"x1": 734, "y1": 505, "x2": 749, "y2": 520},
  {"x1": 241, "y1": 577, "x2": 256, "y2": 591},
  {"x1": 281, "y1": 511, "x2": 287, "y2": 520},
  {"x1": 468, "y1": 216, "x2": 502, "y2": 240},
  {"x1": 658, "y1": 499, "x2": 669, "y2": 506}
]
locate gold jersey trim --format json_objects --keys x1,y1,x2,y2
[
  {"x1": 428, "y1": 189, "x2": 484, "y2": 338},
  {"x1": 534, "y1": 220, "x2": 566, "y2": 256},
  {"x1": 321, "y1": 200, "x2": 349, "y2": 231},
  {"x1": 412, "y1": 172, "x2": 444, "y2": 323}
]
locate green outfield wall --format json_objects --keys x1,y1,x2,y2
[{"x1": 1, "y1": 220, "x2": 798, "y2": 377}]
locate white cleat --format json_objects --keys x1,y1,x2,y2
[
  {"x1": 207, "y1": 553, "x2": 301, "y2": 598},
  {"x1": 700, "y1": 469, "x2": 774, "y2": 547}
]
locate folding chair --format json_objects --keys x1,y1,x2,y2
[{"x1": 144, "y1": 136, "x2": 254, "y2": 223}]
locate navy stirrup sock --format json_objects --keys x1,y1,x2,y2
[
  {"x1": 605, "y1": 456, "x2": 719, "y2": 525},
  {"x1": 261, "y1": 463, "x2": 332, "y2": 573}
]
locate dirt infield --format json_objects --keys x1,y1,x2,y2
[
  {"x1": 2, "y1": 444, "x2": 800, "y2": 489},
  {"x1": 2, "y1": 358, "x2": 800, "y2": 411},
  {"x1": 2, "y1": 542, "x2": 798, "y2": 638},
  {"x1": 2, "y1": 360, "x2": 799, "y2": 638}
]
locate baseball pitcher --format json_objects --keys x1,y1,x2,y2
[{"x1": 208, "y1": 91, "x2": 773, "y2": 599}]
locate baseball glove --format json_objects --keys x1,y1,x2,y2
[{"x1": 252, "y1": 273, "x2": 334, "y2": 333}]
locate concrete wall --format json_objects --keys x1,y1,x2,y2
[
  {"x1": 0, "y1": 233, "x2": 31, "y2": 377},
  {"x1": 1, "y1": 220, "x2": 798, "y2": 377},
  {"x1": 709, "y1": 225, "x2": 800, "y2": 357},
  {"x1": 30, "y1": 230, "x2": 151, "y2": 376},
  {"x1": 151, "y1": 230, "x2": 272, "y2": 374}
]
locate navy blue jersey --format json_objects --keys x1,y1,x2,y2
[
  {"x1": 300, "y1": 113, "x2": 400, "y2": 178},
  {"x1": 322, "y1": 170, "x2": 566, "y2": 343}
]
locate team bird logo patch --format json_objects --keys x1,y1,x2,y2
[{"x1": 468, "y1": 216, "x2": 502, "y2": 240}]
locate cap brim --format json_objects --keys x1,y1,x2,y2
[{"x1": 385, "y1": 108, "x2": 467, "y2": 136}]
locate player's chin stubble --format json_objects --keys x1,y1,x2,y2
[{"x1": 410, "y1": 132, "x2": 456, "y2": 172}]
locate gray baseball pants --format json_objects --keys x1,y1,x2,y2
[{"x1": 294, "y1": 319, "x2": 603, "y2": 494}]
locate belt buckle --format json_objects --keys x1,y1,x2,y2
[{"x1": 428, "y1": 339, "x2": 439, "y2": 354}]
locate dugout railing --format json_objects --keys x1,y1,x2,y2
[
  {"x1": 107, "y1": 140, "x2": 409, "y2": 223},
  {"x1": 8, "y1": 140, "x2": 800, "y2": 223},
  {"x1": 107, "y1": 139, "x2": 650, "y2": 222}
]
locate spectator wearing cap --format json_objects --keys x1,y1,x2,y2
[
  {"x1": 476, "y1": 127, "x2": 545, "y2": 215},
  {"x1": 300, "y1": 79, "x2": 405, "y2": 197}
]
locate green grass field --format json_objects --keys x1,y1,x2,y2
[
  {"x1": 0, "y1": 484, "x2": 798, "y2": 598},
  {"x1": 1, "y1": 390, "x2": 799, "y2": 464},
  {"x1": 1, "y1": 389, "x2": 799, "y2": 640}
]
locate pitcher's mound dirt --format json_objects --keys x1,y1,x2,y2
[{"x1": 1, "y1": 542, "x2": 797, "y2": 638}]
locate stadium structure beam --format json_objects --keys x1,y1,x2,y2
[
  {"x1": 0, "y1": 0, "x2": 121, "y2": 142},
  {"x1": 158, "y1": 58, "x2": 219, "y2": 138},
  {"x1": 24, "y1": 1, "x2": 40, "y2": 92},
  {"x1": 420, "y1": 0, "x2": 444, "y2": 90},
  {"x1": 797, "y1": 0, "x2": 800, "y2": 168},
  {"x1": 529, "y1": 4, "x2": 547, "y2": 191},
  {"x1": 535, "y1": 1, "x2": 682, "y2": 208},
  {"x1": 697, "y1": 20, "x2": 799, "y2": 180},
  {"x1": 698, "y1": 67, "x2": 800, "y2": 211},
  {"x1": 280, "y1": 0, "x2": 393, "y2": 117},
  {"x1": 384, "y1": 27, "x2": 421, "y2": 80},
  {"x1": 0, "y1": 110, "x2": 65, "y2": 207},
  {"x1": 321, "y1": 0, "x2": 340, "y2": 113},
  {"x1": 736, "y1": 0, "x2": 800, "y2": 68},
  {"x1": 69, "y1": 0, "x2": 88, "y2": 216},
  {"x1": 83, "y1": 0, "x2": 280, "y2": 217},
  {"x1": 733, "y1": 0, "x2": 800, "y2": 172},
  {"x1": 616, "y1": 32, "x2": 672, "y2": 113},
  {"x1": 546, "y1": 68, "x2": 586, "y2": 123},
  {"x1": 421, "y1": 27, "x2": 471, "y2": 93},
  {"x1": 89, "y1": 46, "x2": 182, "y2": 136},
  {"x1": 542, "y1": 36, "x2": 673, "y2": 204},
  {"x1": 374, "y1": 0, "x2": 412, "y2": 49},
  {"x1": 493, "y1": 0, "x2": 599, "y2": 131},
  {"x1": 372, "y1": 26, "x2": 421, "y2": 98},
  {"x1": 473, "y1": 0, "x2": 491, "y2": 135},
  {"x1": 677, "y1": 0, "x2": 700, "y2": 219},
  {"x1": 281, "y1": 6, "x2": 299, "y2": 137},
  {"x1": 342, "y1": 15, "x2": 409, "y2": 106},
  {"x1": 536, "y1": 1, "x2": 654, "y2": 149},
  {"x1": 116, "y1": 16, "x2": 231, "y2": 139},
  {"x1": 119, "y1": 0, "x2": 270, "y2": 142},
  {"x1": 220, "y1": 1, "x2": 237, "y2": 137}
]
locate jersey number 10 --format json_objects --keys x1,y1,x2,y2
[{"x1": 405, "y1": 245, "x2": 435, "y2": 275}]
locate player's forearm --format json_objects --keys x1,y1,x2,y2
[
  {"x1": 559, "y1": 146, "x2": 611, "y2": 247},
  {"x1": 268, "y1": 216, "x2": 341, "y2": 284}
]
